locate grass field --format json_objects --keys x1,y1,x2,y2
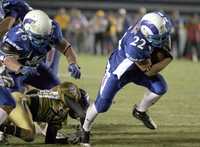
[{"x1": 5, "y1": 54, "x2": 200, "y2": 147}]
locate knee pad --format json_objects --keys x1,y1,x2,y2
[
  {"x1": 153, "y1": 85, "x2": 167, "y2": 95},
  {"x1": 150, "y1": 74, "x2": 168, "y2": 95},
  {"x1": 95, "y1": 95, "x2": 112, "y2": 113}
]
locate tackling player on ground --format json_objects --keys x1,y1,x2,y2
[
  {"x1": 0, "y1": 81, "x2": 89, "y2": 144},
  {"x1": 81, "y1": 11, "x2": 173, "y2": 147}
]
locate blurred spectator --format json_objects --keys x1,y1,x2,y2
[
  {"x1": 185, "y1": 14, "x2": 200, "y2": 62},
  {"x1": 54, "y1": 8, "x2": 70, "y2": 38},
  {"x1": 116, "y1": 8, "x2": 131, "y2": 40},
  {"x1": 104, "y1": 12, "x2": 117, "y2": 54},
  {"x1": 132, "y1": 7, "x2": 147, "y2": 25},
  {"x1": 68, "y1": 9, "x2": 89, "y2": 52},
  {"x1": 170, "y1": 10, "x2": 187, "y2": 58},
  {"x1": 89, "y1": 10, "x2": 108, "y2": 55},
  {"x1": 46, "y1": 8, "x2": 71, "y2": 76}
]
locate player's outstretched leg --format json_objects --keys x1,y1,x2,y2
[
  {"x1": 132, "y1": 105, "x2": 157, "y2": 129},
  {"x1": 80, "y1": 129, "x2": 91, "y2": 147},
  {"x1": 80, "y1": 104, "x2": 97, "y2": 147},
  {"x1": 132, "y1": 73, "x2": 167, "y2": 129},
  {"x1": 80, "y1": 73, "x2": 121, "y2": 147},
  {"x1": 132, "y1": 90, "x2": 162, "y2": 129}
]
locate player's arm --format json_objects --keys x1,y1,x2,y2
[
  {"x1": 45, "y1": 123, "x2": 59, "y2": 144},
  {"x1": 1, "y1": 44, "x2": 38, "y2": 76},
  {"x1": 45, "y1": 122, "x2": 80, "y2": 144},
  {"x1": 3, "y1": 55, "x2": 21, "y2": 72},
  {"x1": 125, "y1": 42, "x2": 152, "y2": 72},
  {"x1": 145, "y1": 49, "x2": 173, "y2": 76},
  {"x1": 0, "y1": 16, "x2": 16, "y2": 38},
  {"x1": 56, "y1": 38, "x2": 81, "y2": 79},
  {"x1": 0, "y1": 43, "x2": 22, "y2": 72},
  {"x1": 53, "y1": 20, "x2": 81, "y2": 79},
  {"x1": 135, "y1": 59, "x2": 152, "y2": 72},
  {"x1": 56, "y1": 38, "x2": 77, "y2": 64},
  {"x1": 0, "y1": 0, "x2": 20, "y2": 38}
]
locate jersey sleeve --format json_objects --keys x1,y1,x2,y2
[
  {"x1": 125, "y1": 44, "x2": 150, "y2": 62},
  {"x1": 2, "y1": 25, "x2": 27, "y2": 56},
  {"x1": 2, "y1": 0, "x2": 19, "y2": 18},
  {"x1": 2, "y1": 0, "x2": 32, "y2": 19},
  {"x1": 50, "y1": 20, "x2": 63, "y2": 45}
]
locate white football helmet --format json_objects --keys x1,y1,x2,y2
[
  {"x1": 23, "y1": 10, "x2": 52, "y2": 47},
  {"x1": 139, "y1": 11, "x2": 171, "y2": 47}
]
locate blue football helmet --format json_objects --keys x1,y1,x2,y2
[{"x1": 139, "y1": 11, "x2": 172, "y2": 48}]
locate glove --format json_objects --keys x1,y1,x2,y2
[
  {"x1": 0, "y1": 75, "x2": 15, "y2": 88},
  {"x1": 19, "y1": 66, "x2": 39, "y2": 77},
  {"x1": 68, "y1": 63, "x2": 81, "y2": 79}
]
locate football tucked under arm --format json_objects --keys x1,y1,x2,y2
[
  {"x1": 135, "y1": 59, "x2": 152, "y2": 72},
  {"x1": 145, "y1": 48, "x2": 173, "y2": 76}
]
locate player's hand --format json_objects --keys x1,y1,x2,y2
[
  {"x1": 19, "y1": 66, "x2": 39, "y2": 77},
  {"x1": 68, "y1": 63, "x2": 81, "y2": 79},
  {"x1": 136, "y1": 59, "x2": 152, "y2": 72},
  {"x1": 0, "y1": 75, "x2": 15, "y2": 88}
]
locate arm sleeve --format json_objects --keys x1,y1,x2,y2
[
  {"x1": 0, "y1": 43, "x2": 20, "y2": 59},
  {"x1": 51, "y1": 21, "x2": 63, "y2": 45},
  {"x1": 125, "y1": 44, "x2": 150, "y2": 62},
  {"x1": 0, "y1": 29, "x2": 22, "y2": 60},
  {"x1": 5, "y1": 9, "x2": 18, "y2": 18},
  {"x1": 2, "y1": 0, "x2": 19, "y2": 18}
]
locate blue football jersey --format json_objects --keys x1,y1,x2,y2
[
  {"x1": 108, "y1": 26, "x2": 153, "y2": 79},
  {"x1": 1, "y1": 20, "x2": 63, "y2": 67},
  {"x1": 1, "y1": 0, "x2": 32, "y2": 21}
]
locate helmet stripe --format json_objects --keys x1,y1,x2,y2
[{"x1": 140, "y1": 20, "x2": 159, "y2": 34}]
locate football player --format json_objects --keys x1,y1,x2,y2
[
  {"x1": 0, "y1": 0, "x2": 61, "y2": 77},
  {"x1": 0, "y1": 9, "x2": 81, "y2": 132},
  {"x1": 81, "y1": 11, "x2": 173, "y2": 146},
  {"x1": 0, "y1": 81, "x2": 89, "y2": 144},
  {"x1": 0, "y1": 0, "x2": 33, "y2": 38}
]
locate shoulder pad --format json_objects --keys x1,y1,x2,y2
[
  {"x1": 3, "y1": 24, "x2": 29, "y2": 51},
  {"x1": 50, "y1": 20, "x2": 63, "y2": 44}
]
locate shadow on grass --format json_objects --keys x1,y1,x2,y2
[
  {"x1": 6, "y1": 123, "x2": 200, "y2": 146},
  {"x1": 92, "y1": 123, "x2": 200, "y2": 146}
]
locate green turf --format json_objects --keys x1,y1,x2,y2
[{"x1": 6, "y1": 54, "x2": 200, "y2": 147}]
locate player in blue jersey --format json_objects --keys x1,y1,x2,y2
[
  {"x1": 0, "y1": 0, "x2": 60, "y2": 76},
  {"x1": 80, "y1": 11, "x2": 173, "y2": 146},
  {"x1": 0, "y1": 0, "x2": 32, "y2": 38},
  {"x1": 0, "y1": 0, "x2": 32, "y2": 142},
  {"x1": 0, "y1": 10, "x2": 81, "y2": 131}
]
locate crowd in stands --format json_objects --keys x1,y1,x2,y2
[{"x1": 54, "y1": 7, "x2": 200, "y2": 62}]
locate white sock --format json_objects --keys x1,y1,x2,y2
[
  {"x1": 136, "y1": 90, "x2": 161, "y2": 112},
  {"x1": 83, "y1": 103, "x2": 98, "y2": 132},
  {"x1": 0, "y1": 108, "x2": 8, "y2": 125}
]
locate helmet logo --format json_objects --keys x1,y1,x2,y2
[{"x1": 24, "y1": 18, "x2": 36, "y2": 25}]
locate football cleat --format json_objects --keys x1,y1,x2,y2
[
  {"x1": 132, "y1": 106, "x2": 157, "y2": 129},
  {"x1": 80, "y1": 129, "x2": 91, "y2": 147}
]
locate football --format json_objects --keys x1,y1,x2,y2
[{"x1": 151, "y1": 49, "x2": 168, "y2": 64}]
